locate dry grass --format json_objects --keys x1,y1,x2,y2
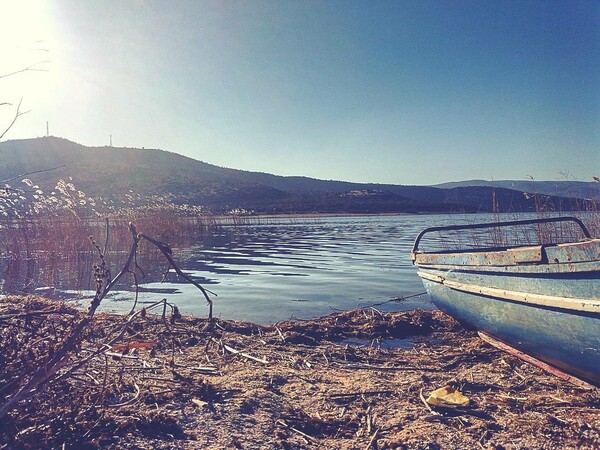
[
  {"x1": 0, "y1": 214, "x2": 219, "y2": 260},
  {"x1": 1, "y1": 296, "x2": 598, "y2": 450}
]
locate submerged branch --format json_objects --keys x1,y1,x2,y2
[{"x1": 139, "y1": 232, "x2": 215, "y2": 322}]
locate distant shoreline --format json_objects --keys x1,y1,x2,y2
[{"x1": 215, "y1": 211, "x2": 418, "y2": 220}]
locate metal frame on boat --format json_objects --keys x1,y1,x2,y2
[{"x1": 411, "y1": 216, "x2": 600, "y2": 385}]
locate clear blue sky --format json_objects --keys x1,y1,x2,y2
[{"x1": 2, "y1": 0, "x2": 598, "y2": 184}]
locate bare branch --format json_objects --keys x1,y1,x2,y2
[
  {"x1": 139, "y1": 232, "x2": 215, "y2": 321},
  {"x1": 0, "y1": 164, "x2": 68, "y2": 185},
  {"x1": 1, "y1": 58, "x2": 50, "y2": 141},
  {"x1": 0, "y1": 224, "x2": 140, "y2": 421},
  {"x1": 0, "y1": 60, "x2": 50, "y2": 80},
  {"x1": 0, "y1": 98, "x2": 30, "y2": 141},
  {"x1": 0, "y1": 223, "x2": 215, "y2": 421}
]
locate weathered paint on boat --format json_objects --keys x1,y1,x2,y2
[{"x1": 412, "y1": 217, "x2": 600, "y2": 385}]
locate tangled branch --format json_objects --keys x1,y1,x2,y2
[{"x1": 0, "y1": 222, "x2": 215, "y2": 422}]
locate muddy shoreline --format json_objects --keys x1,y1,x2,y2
[{"x1": 1, "y1": 296, "x2": 598, "y2": 449}]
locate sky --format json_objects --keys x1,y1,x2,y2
[{"x1": 0, "y1": 0, "x2": 598, "y2": 185}]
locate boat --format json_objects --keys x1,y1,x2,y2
[{"x1": 411, "y1": 216, "x2": 600, "y2": 385}]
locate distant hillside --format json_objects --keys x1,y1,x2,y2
[
  {"x1": 434, "y1": 179, "x2": 600, "y2": 200},
  {"x1": 0, "y1": 137, "x2": 593, "y2": 215}
]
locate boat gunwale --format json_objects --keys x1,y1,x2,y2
[
  {"x1": 412, "y1": 238, "x2": 600, "y2": 270},
  {"x1": 411, "y1": 216, "x2": 593, "y2": 263},
  {"x1": 412, "y1": 238, "x2": 598, "y2": 257}
]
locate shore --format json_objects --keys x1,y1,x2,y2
[
  {"x1": 1, "y1": 296, "x2": 598, "y2": 449},
  {"x1": 210, "y1": 211, "x2": 421, "y2": 222}
]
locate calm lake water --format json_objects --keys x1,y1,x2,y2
[{"x1": 0, "y1": 213, "x2": 510, "y2": 323}]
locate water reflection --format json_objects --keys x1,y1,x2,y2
[{"x1": 0, "y1": 214, "x2": 500, "y2": 323}]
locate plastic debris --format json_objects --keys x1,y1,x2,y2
[{"x1": 426, "y1": 385, "x2": 470, "y2": 408}]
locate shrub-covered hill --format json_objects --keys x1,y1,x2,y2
[{"x1": 0, "y1": 137, "x2": 590, "y2": 215}]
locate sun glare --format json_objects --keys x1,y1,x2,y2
[
  {"x1": 1, "y1": 1, "x2": 52, "y2": 68},
  {"x1": 0, "y1": 0, "x2": 55, "y2": 136}
]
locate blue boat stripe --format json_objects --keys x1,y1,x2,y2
[{"x1": 417, "y1": 271, "x2": 600, "y2": 314}]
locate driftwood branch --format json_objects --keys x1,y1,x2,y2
[{"x1": 139, "y1": 232, "x2": 214, "y2": 321}]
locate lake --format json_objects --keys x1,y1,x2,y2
[{"x1": 0, "y1": 213, "x2": 511, "y2": 323}]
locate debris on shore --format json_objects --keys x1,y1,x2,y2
[{"x1": 1, "y1": 296, "x2": 598, "y2": 449}]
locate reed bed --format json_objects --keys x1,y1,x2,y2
[
  {"x1": 0, "y1": 213, "x2": 220, "y2": 259},
  {"x1": 0, "y1": 175, "x2": 228, "y2": 260}
]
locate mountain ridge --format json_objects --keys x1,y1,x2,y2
[
  {"x1": 434, "y1": 179, "x2": 600, "y2": 199},
  {"x1": 0, "y1": 137, "x2": 595, "y2": 215}
]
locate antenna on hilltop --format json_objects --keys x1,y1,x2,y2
[
  {"x1": 46, "y1": 121, "x2": 49, "y2": 137},
  {"x1": 110, "y1": 134, "x2": 112, "y2": 146}
]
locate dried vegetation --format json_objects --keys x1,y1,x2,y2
[{"x1": 1, "y1": 296, "x2": 598, "y2": 450}]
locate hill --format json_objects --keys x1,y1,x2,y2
[
  {"x1": 434, "y1": 179, "x2": 600, "y2": 200},
  {"x1": 0, "y1": 137, "x2": 593, "y2": 215}
]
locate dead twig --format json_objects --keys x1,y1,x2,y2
[
  {"x1": 419, "y1": 388, "x2": 439, "y2": 416},
  {"x1": 107, "y1": 382, "x2": 140, "y2": 408},
  {"x1": 211, "y1": 338, "x2": 269, "y2": 364},
  {"x1": 276, "y1": 419, "x2": 315, "y2": 444},
  {"x1": 332, "y1": 362, "x2": 437, "y2": 372},
  {"x1": 365, "y1": 428, "x2": 379, "y2": 450},
  {"x1": 328, "y1": 390, "x2": 395, "y2": 399}
]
